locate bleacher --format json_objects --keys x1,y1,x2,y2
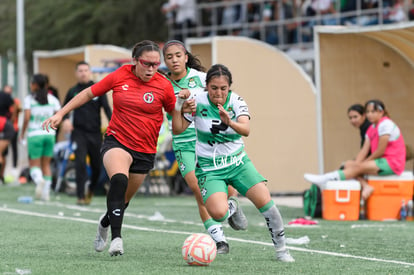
[{"x1": 165, "y1": 0, "x2": 414, "y2": 76}]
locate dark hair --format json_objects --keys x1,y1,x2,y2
[
  {"x1": 347, "y1": 104, "x2": 365, "y2": 115},
  {"x1": 206, "y1": 64, "x2": 233, "y2": 86},
  {"x1": 76, "y1": 61, "x2": 89, "y2": 69},
  {"x1": 163, "y1": 40, "x2": 206, "y2": 72},
  {"x1": 365, "y1": 99, "x2": 389, "y2": 117},
  {"x1": 132, "y1": 40, "x2": 160, "y2": 59},
  {"x1": 31, "y1": 74, "x2": 48, "y2": 105}
]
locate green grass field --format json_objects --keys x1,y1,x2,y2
[{"x1": 1, "y1": 183, "x2": 413, "y2": 275}]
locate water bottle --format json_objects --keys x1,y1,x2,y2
[
  {"x1": 17, "y1": 196, "x2": 33, "y2": 204},
  {"x1": 400, "y1": 199, "x2": 407, "y2": 221},
  {"x1": 406, "y1": 200, "x2": 413, "y2": 221}
]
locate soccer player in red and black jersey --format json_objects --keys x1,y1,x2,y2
[{"x1": 43, "y1": 40, "x2": 188, "y2": 256}]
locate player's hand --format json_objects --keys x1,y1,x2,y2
[
  {"x1": 178, "y1": 89, "x2": 191, "y2": 99},
  {"x1": 42, "y1": 113, "x2": 63, "y2": 132},
  {"x1": 182, "y1": 99, "x2": 196, "y2": 113},
  {"x1": 217, "y1": 104, "x2": 231, "y2": 126}
]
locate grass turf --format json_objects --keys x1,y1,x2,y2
[{"x1": 1, "y1": 183, "x2": 413, "y2": 275}]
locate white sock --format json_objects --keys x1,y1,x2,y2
[
  {"x1": 43, "y1": 177, "x2": 52, "y2": 197},
  {"x1": 207, "y1": 224, "x2": 226, "y2": 243},
  {"x1": 261, "y1": 205, "x2": 286, "y2": 251},
  {"x1": 324, "y1": 171, "x2": 340, "y2": 181},
  {"x1": 30, "y1": 167, "x2": 43, "y2": 186}
]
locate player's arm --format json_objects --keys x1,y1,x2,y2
[
  {"x1": 20, "y1": 109, "x2": 30, "y2": 140},
  {"x1": 170, "y1": 89, "x2": 193, "y2": 135},
  {"x1": 355, "y1": 138, "x2": 371, "y2": 162},
  {"x1": 42, "y1": 87, "x2": 94, "y2": 131},
  {"x1": 217, "y1": 104, "x2": 250, "y2": 137}
]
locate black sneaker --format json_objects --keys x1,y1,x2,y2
[{"x1": 216, "y1": 241, "x2": 229, "y2": 254}]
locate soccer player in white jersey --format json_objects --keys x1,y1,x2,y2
[
  {"x1": 163, "y1": 40, "x2": 248, "y2": 254},
  {"x1": 171, "y1": 64, "x2": 294, "y2": 262},
  {"x1": 20, "y1": 74, "x2": 61, "y2": 201}
]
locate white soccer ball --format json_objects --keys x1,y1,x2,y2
[{"x1": 182, "y1": 233, "x2": 217, "y2": 266}]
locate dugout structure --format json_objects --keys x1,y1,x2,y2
[
  {"x1": 314, "y1": 23, "x2": 414, "y2": 174},
  {"x1": 186, "y1": 36, "x2": 317, "y2": 193}
]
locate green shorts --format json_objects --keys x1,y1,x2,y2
[
  {"x1": 28, "y1": 135, "x2": 55, "y2": 159},
  {"x1": 173, "y1": 141, "x2": 196, "y2": 178},
  {"x1": 195, "y1": 154, "x2": 266, "y2": 203},
  {"x1": 375, "y1": 158, "x2": 395, "y2": 176}
]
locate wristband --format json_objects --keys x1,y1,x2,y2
[{"x1": 175, "y1": 97, "x2": 186, "y2": 111}]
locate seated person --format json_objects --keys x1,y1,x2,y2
[
  {"x1": 347, "y1": 103, "x2": 372, "y2": 148},
  {"x1": 305, "y1": 99, "x2": 406, "y2": 200}
]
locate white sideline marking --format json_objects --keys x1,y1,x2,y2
[{"x1": 1, "y1": 206, "x2": 413, "y2": 267}]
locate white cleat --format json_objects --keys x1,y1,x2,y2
[
  {"x1": 276, "y1": 248, "x2": 295, "y2": 262},
  {"x1": 108, "y1": 237, "x2": 124, "y2": 256},
  {"x1": 94, "y1": 214, "x2": 109, "y2": 252},
  {"x1": 35, "y1": 180, "x2": 45, "y2": 200}
]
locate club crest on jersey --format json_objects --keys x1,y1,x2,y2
[
  {"x1": 143, "y1": 92, "x2": 154, "y2": 103},
  {"x1": 188, "y1": 78, "x2": 196, "y2": 88},
  {"x1": 227, "y1": 107, "x2": 235, "y2": 119},
  {"x1": 201, "y1": 187, "x2": 207, "y2": 197},
  {"x1": 179, "y1": 162, "x2": 186, "y2": 172}
]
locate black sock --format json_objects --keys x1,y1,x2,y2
[
  {"x1": 101, "y1": 201, "x2": 130, "y2": 227},
  {"x1": 107, "y1": 173, "x2": 128, "y2": 240}
]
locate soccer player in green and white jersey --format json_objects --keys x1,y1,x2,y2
[
  {"x1": 20, "y1": 74, "x2": 61, "y2": 201},
  {"x1": 171, "y1": 64, "x2": 294, "y2": 262},
  {"x1": 163, "y1": 40, "x2": 247, "y2": 254}
]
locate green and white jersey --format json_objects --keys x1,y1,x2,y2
[
  {"x1": 167, "y1": 67, "x2": 206, "y2": 149},
  {"x1": 23, "y1": 94, "x2": 61, "y2": 137},
  {"x1": 184, "y1": 91, "x2": 250, "y2": 171}
]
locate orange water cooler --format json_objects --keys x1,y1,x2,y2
[
  {"x1": 366, "y1": 171, "x2": 414, "y2": 221},
  {"x1": 322, "y1": 180, "x2": 361, "y2": 221}
]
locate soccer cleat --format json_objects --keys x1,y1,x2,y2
[
  {"x1": 228, "y1": 196, "x2": 248, "y2": 230},
  {"x1": 216, "y1": 241, "x2": 229, "y2": 254},
  {"x1": 108, "y1": 237, "x2": 124, "y2": 256},
  {"x1": 84, "y1": 190, "x2": 93, "y2": 205},
  {"x1": 304, "y1": 173, "x2": 328, "y2": 190},
  {"x1": 94, "y1": 214, "x2": 109, "y2": 252},
  {"x1": 276, "y1": 248, "x2": 295, "y2": 262},
  {"x1": 35, "y1": 180, "x2": 45, "y2": 200}
]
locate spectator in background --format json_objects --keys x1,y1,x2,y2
[
  {"x1": 45, "y1": 75, "x2": 59, "y2": 101},
  {"x1": 306, "y1": 0, "x2": 338, "y2": 25},
  {"x1": 347, "y1": 104, "x2": 372, "y2": 149},
  {"x1": 0, "y1": 88, "x2": 16, "y2": 185},
  {"x1": 162, "y1": 0, "x2": 197, "y2": 41},
  {"x1": 263, "y1": 1, "x2": 279, "y2": 45},
  {"x1": 63, "y1": 61, "x2": 112, "y2": 205},
  {"x1": 218, "y1": 0, "x2": 244, "y2": 35},
  {"x1": 20, "y1": 74, "x2": 61, "y2": 200},
  {"x1": 2, "y1": 85, "x2": 21, "y2": 180},
  {"x1": 280, "y1": 0, "x2": 299, "y2": 45},
  {"x1": 246, "y1": 2, "x2": 262, "y2": 40}
]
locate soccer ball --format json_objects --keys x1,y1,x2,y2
[{"x1": 182, "y1": 233, "x2": 217, "y2": 266}]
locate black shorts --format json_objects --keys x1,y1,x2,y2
[
  {"x1": 0, "y1": 120, "x2": 15, "y2": 141},
  {"x1": 101, "y1": 134, "x2": 155, "y2": 174}
]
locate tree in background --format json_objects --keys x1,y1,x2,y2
[{"x1": 0, "y1": 0, "x2": 168, "y2": 71}]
